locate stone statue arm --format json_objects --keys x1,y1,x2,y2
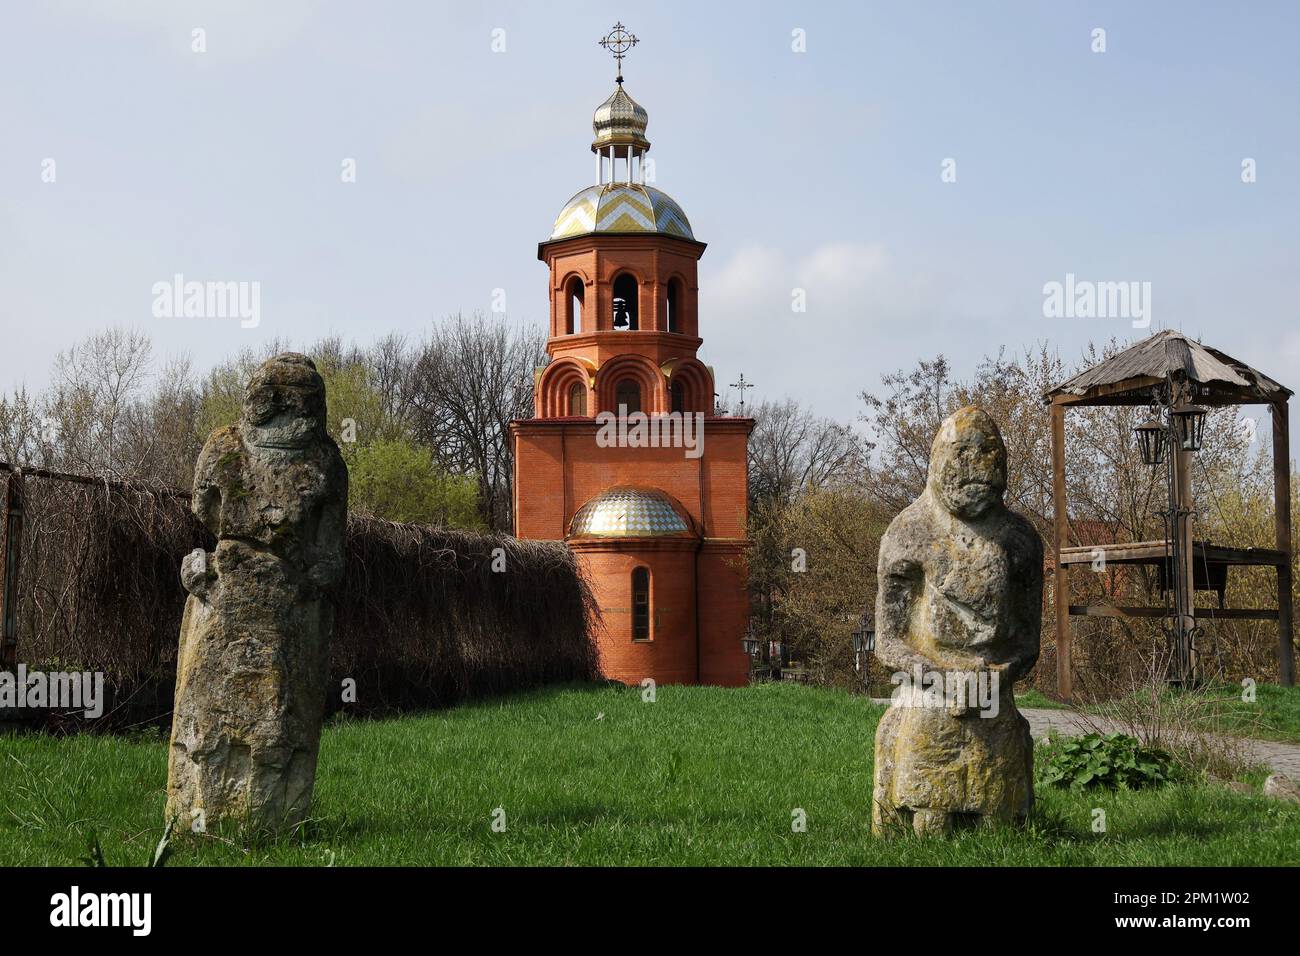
[
  {"x1": 182, "y1": 428, "x2": 235, "y2": 599},
  {"x1": 190, "y1": 428, "x2": 233, "y2": 536},
  {"x1": 874, "y1": 551, "x2": 934, "y2": 677}
]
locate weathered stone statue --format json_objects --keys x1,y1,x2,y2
[
  {"x1": 871, "y1": 406, "x2": 1043, "y2": 836},
  {"x1": 166, "y1": 353, "x2": 347, "y2": 833}
]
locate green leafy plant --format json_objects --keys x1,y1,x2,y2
[{"x1": 1038, "y1": 732, "x2": 1175, "y2": 791}]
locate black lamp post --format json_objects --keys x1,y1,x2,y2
[
  {"x1": 850, "y1": 609, "x2": 875, "y2": 681},
  {"x1": 741, "y1": 626, "x2": 760, "y2": 681},
  {"x1": 1133, "y1": 383, "x2": 1209, "y2": 686}
]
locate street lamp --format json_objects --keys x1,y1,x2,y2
[
  {"x1": 850, "y1": 609, "x2": 875, "y2": 677},
  {"x1": 1132, "y1": 385, "x2": 1210, "y2": 687},
  {"x1": 1134, "y1": 417, "x2": 1166, "y2": 466},
  {"x1": 1171, "y1": 405, "x2": 1208, "y2": 453},
  {"x1": 741, "y1": 627, "x2": 759, "y2": 659}
]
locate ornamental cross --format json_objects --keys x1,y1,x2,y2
[
  {"x1": 730, "y1": 373, "x2": 755, "y2": 414},
  {"x1": 599, "y1": 22, "x2": 638, "y2": 84}
]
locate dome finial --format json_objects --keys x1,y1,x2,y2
[{"x1": 599, "y1": 21, "x2": 638, "y2": 85}]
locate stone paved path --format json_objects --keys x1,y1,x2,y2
[
  {"x1": 870, "y1": 699, "x2": 1300, "y2": 778},
  {"x1": 1018, "y1": 707, "x2": 1300, "y2": 779}
]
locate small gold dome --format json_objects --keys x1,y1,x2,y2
[
  {"x1": 568, "y1": 487, "x2": 696, "y2": 538},
  {"x1": 592, "y1": 85, "x2": 649, "y2": 152}
]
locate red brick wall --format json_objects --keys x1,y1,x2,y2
[
  {"x1": 512, "y1": 419, "x2": 752, "y2": 540},
  {"x1": 698, "y1": 542, "x2": 750, "y2": 686},
  {"x1": 571, "y1": 541, "x2": 699, "y2": 685}
]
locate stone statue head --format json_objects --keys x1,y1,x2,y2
[
  {"x1": 927, "y1": 406, "x2": 1007, "y2": 520},
  {"x1": 242, "y1": 353, "x2": 327, "y2": 450}
]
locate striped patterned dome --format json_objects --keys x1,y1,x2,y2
[
  {"x1": 550, "y1": 183, "x2": 693, "y2": 241},
  {"x1": 592, "y1": 86, "x2": 649, "y2": 151},
  {"x1": 568, "y1": 488, "x2": 696, "y2": 538}
]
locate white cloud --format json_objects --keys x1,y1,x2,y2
[{"x1": 700, "y1": 241, "x2": 963, "y2": 418}]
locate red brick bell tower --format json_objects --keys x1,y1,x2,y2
[{"x1": 510, "y1": 24, "x2": 752, "y2": 687}]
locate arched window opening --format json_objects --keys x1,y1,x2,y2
[
  {"x1": 671, "y1": 380, "x2": 686, "y2": 414},
  {"x1": 631, "y1": 567, "x2": 651, "y2": 641},
  {"x1": 566, "y1": 278, "x2": 584, "y2": 335},
  {"x1": 612, "y1": 274, "x2": 639, "y2": 331},
  {"x1": 568, "y1": 381, "x2": 587, "y2": 416},
  {"x1": 666, "y1": 279, "x2": 681, "y2": 333},
  {"x1": 614, "y1": 379, "x2": 642, "y2": 415}
]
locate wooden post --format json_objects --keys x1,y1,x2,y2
[
  {"x1": 1051, "y1": 402, "x2": 1072, "y2": 700},
  {"x1": 0, "y1": 470, "x2": 23, "y2": 671},
  {"x1": 1273, "y1": 400, "x2": 1294, "y2": 686},
  {"x1": 1172, "y1": 385, "x2": 1197, "y2": 684}
]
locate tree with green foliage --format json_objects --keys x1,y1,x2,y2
[{"x1": 347, "y1": 438, "x2": 484, "y2": 529}]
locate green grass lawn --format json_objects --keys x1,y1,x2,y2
[
  {"x1": 1196, "y1": 682, "x2": 1300, "y2": 745},
  {"x1": 3, "y1": 682, "x2": 1297, "y2": 866},
  {"x1": 1015, "y1": 688, "x2": 1069, "y2": 710}
]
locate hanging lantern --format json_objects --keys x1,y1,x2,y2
[
  {"x1": 1171, "y1": 405, "x2": 1208, "y2": 453},
  {"x1": 1134, "y1": 418, "x2": 1167, "y2": 466}
]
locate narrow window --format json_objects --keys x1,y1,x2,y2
[
  {"x1": 612, "y1": 274, "x2": 639, "y2": 331},
  {"x1": 614, "y1": 379, "x2": 641, "y2": 415},
  {"x1": 567, "y1": 278, "x2": 584, "y2": 334},
  {"x1": 666, "y1": 279, "x2": 680, "y2": 333},
  {"x1": 671, "y1": 380, "x2": 685, "y2": 413},
  {"x1": 632, "y1": 567, "x2": 650, "y2": 641},
  {"x1": 568, "y1": 381, "x2": 587, "y2": 416}
]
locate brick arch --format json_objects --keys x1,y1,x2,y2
[
  {"x1": 608, "y1": 269, "x2": 644, "y2": 332},
  {"x1": 556, "y1": 270, "x2": 590, "y2": 336},
  {"x1": 536, "y1": 357, "x2": 595, "y2": 417},
  {"x1": 595, "y1": 354, "x2": 664, "y2": 415},
  {"x1": 663, "y1": 358, "x2": 713, "y2": 414},
  {"x1": 662, "y1": 270, "x2": 691, "y2": 335}
]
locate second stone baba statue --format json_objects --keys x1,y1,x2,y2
[
  {"x1": 166, "y1": 353, "x2": 348, "y2": 834},
  {"x1": 872, "y1": 406, "x2": 1044, "y2": 836}
]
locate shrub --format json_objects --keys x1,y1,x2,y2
[{"x1": 1038, "y1": 732, "x2": 1175, "y2": 791}]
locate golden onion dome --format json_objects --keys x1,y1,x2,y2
[
  {"x1": 550, "y1": 183, "x2": 693, "y2": 240},
  {"x1": 592, "y1": 85, "x2": 649, "y2": 152},
  {"x1": 568, "y1": 487, "x2": 697, "y2": 539}
]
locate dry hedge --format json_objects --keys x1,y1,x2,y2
[{"x1": 7, "y1": 468, "x2": 600, "y2": 730}]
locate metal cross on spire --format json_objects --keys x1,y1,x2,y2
[
  {"x1": 599, "y1": 21, "x2": 638, "y2": 84},
  {"x1": 730, "y1": 373, "x2": 755, "y2": 414}
]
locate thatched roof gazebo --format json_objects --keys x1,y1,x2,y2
[{"x1": 1044, "y1": 330, "x2": 1294, "y2": 698}]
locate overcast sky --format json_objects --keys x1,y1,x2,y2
[{"x1": 2, "y1": 1, "x2": 1297, "y2": 431}]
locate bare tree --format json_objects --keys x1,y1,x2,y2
[
  {"x1": 43, "y1": 328, "x2": 155, "y2": 477},
  {"x1": 747, "y1": 398, "x2": 868, "y2": 509},
  {"x1": 406, "y1": 313, "x2": 547, "y2": 530}
]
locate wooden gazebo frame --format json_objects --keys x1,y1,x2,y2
[{"x1": 1044, "y1": 330, "x2": 1294, "y2": 698}]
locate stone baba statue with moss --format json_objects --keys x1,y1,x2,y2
[
  {"x1": 166, "y1": 353, "x2": 347, "y2": 834},
  {"x1": 871, "y1": 406, "x2": 1043, "y2": 836}
]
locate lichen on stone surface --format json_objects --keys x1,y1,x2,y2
[
  {"x1": 166, "y1": 353, "x2": 348, "y2": 834},
  {"x1": 871, "y1": 406, "x2": 1044, "y2": 837}
]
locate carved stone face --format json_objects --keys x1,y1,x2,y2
[
  {"x1": 927, "y1": 406, "x2": 1007, "y2": 520},
  {"x1": 242, "y1": 353, "x2": 327, "y2": 450}
]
